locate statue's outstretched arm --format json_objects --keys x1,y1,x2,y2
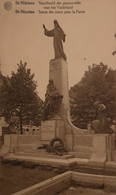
[
  {"x1": 43, "y1": 24, "x2": 46, "y2": 29},
  {"x1": 63, "y1": 34, "x2": 66, "y2": 42},
  {"x1": 43, "y1": 25, "x2": 54, "y2": 37}
]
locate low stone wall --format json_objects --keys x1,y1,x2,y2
[
  {"x1": 73, "y1": 134, "x2": 93, "y2": 159},
  {"x1": 1, "y1": 134, "x2": 49, "y2": 154},
  {"x1": 72, "y1": 172, "x2": 116, "y2": 192},
  {"x1": 110, "y1": 134, "x2": 116, "y2": 162},
  {"x1": 12, "y1": 171, "x2": 72, "y2": 195},
  {"x1": 72, "y1": 133, "x2": 113, "y2": 165},
  {"x1": 1, "y1": 133, "x2": 115, "y2": 166},
  {"x1": 12, "y1": 171, "x2": 116, "y2": 195}
]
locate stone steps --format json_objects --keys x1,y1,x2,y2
[
  {"x1": 69, "y1": 151, "x2": 91, "y2": 159},
  {"x1": 12, "y1": 149, "x2": 75, "y2": 160},
  {"x1": 4, "y1": 153, "x2": 116, "y2": 173},
  {"x1": 4, "y1": 154, "x2": 89, "y2": 167}
]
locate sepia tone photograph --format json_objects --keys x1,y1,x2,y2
[{"x1": 0, "y1": 0, "x2": 116, "y2": 194}]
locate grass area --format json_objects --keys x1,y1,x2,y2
[{"x1": 0, "y1": 159, "x2": 59, "y2": 195}]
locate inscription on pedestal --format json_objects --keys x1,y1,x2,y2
[
  {"x1": 41, "y1": 121, "x2": 56, "y2": 141},
  {"x1": 50, "y1": 61, "x2": 61, "y2": 71}
]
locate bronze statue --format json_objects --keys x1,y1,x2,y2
[
  {"x1": 91, "y1": 101, "x2": 113, "y2": 133},
  {"x1": 43, "y1": 79, "x2": 63, "y2": 120},
  {"x1": 43, "y1": 20, "x2": 66, "y2": 61}
]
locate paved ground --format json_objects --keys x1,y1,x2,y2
[{"x1": 58, "y1": 186, "x2": 116, "y2": 195}]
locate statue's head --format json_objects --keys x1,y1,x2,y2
[
  {"x1": 93, "y1": 101, "x2": 100, "y2": 108},
  {"x1": 49, "y1": 79, "x2": 54, "y2": 84},
  {"x1": 54, "y1": 20, "x2": 59, "y2": 28}
]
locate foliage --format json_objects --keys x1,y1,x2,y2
[
  {"x1": 112, "y1": 33, "x2": 116, "y2": 55},
  {"x1": 1, "y1": 61, "x2": 43, "y2": 134},
  {"x1": 69, "y1": 63, "x2": 116, "y2": 129}
]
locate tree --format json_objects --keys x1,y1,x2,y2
[
  {"x1": 69, "y1": 63, "x2": 116, "y2": 129},
  {"x1": 1, "y1": 61, "x2": 43, "y2": 134},
  {"x1": 112, "y1": 33, "x2": 116, "y2": 56}
]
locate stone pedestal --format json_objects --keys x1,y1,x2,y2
[
  {"x1": 41, "y1": 58, "x2": 98, "y2": 151},
  {"x1": 41, "y1": 120, "x2": 56, "y2": 141},
  {"x1": 41, "y1": 58, "x2": 74, "y2": 150},
  {"x1": 41, "y1": 120, "x2": 65, "y2": 141},
  {"x1": 49, "y1": 58, "x2": 70, "y2": 121},
  {"x1": 89, "y1": 134, "x2": 107, "y2": 167}
]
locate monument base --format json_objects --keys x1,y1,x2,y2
[
  {"x1": 89, "y1": 134, "x2": 107, "y2": 167},
  {"x1": 41, "y1": 120, "x2": 65, "y2": 141},
  {"x1": 40, "y1": 58, "x2": 89, "y2": 150},
  {"x1": 40, "y1": 119, "x2": 74, "y2": 150}
]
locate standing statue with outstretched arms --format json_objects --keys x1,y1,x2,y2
[{"x1": 43, "y1": 20, "x2": 66, "y2": 61}]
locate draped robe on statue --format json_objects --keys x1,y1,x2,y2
[{"x1": 44, "y1": 27, "x2": 66, "y2": 61}]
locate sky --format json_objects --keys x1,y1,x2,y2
[{"x1": 0, "y1": 0, "x2": 116, "y2": 100}]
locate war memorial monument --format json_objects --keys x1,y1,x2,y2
[{"x1": 0, "y1": 20, "x2": 116, "y2": 194}]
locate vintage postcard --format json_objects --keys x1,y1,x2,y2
[{"x1": 0, "y1": 0, "x2": 116, "y2": 194}]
